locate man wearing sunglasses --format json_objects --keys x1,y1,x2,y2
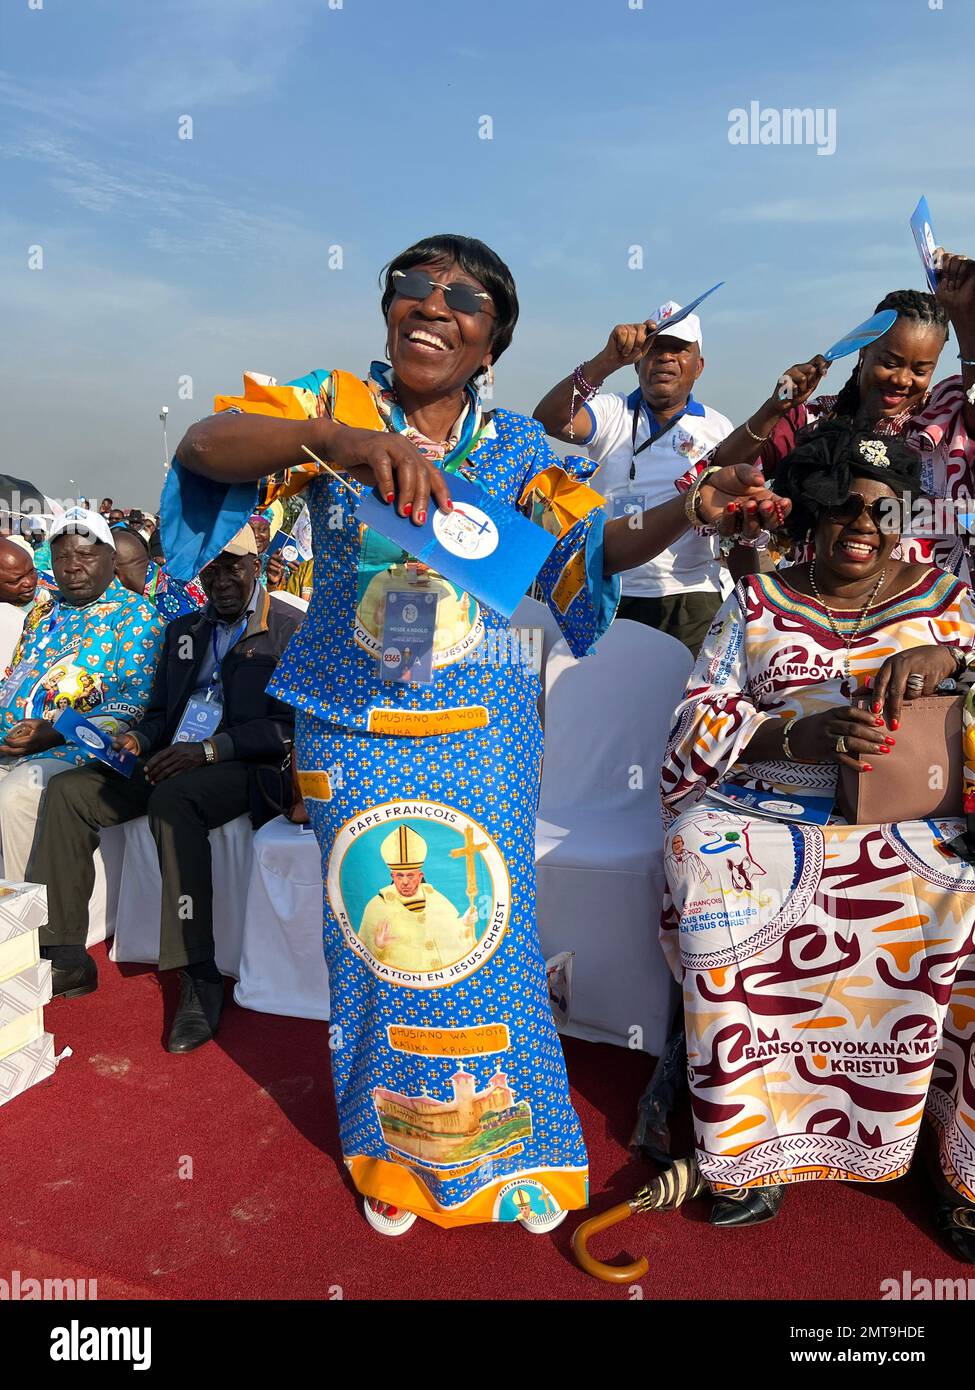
[{"x1": 534, "y1": 301, "x2": 733, "y2": 655}]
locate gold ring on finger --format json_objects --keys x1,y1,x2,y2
[{"x1": 835, "y1": 735, "x2": 848, "y2": 754}]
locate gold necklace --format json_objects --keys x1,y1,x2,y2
[{"x1": 807, "y1": 561, "x2": 887, "y2": 684}]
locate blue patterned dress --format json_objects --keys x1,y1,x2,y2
[{"x1": 162, "y1": 369, "x2": 619, "y2": 1227}]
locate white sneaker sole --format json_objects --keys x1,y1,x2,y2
[
  {"x1": 519, "y1": 1207, "x2": 568, "y2": 1235},
  {"x1": 363, "y1": 1198, "x2": 418, "y2": 1237}
]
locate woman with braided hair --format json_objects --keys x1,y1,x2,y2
[{"x1": 680, "y1": 256, "x2": 975, "y2": 579}]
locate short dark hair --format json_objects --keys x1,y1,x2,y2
[
  {"x1": 379, "y1": 234, "x2": 519, "y2": 364},
  {"x1": 114, "y1": 525, "x2": 150, "y2": 555}
]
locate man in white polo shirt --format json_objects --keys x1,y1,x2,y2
[{"x1": 534, "y1": 301, "x2": 733, "y2": 654}]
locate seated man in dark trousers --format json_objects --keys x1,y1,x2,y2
[{"x1": 31, "y1": 525, "x2": 300, "y2": 1053}]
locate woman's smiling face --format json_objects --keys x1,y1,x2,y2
[
  {"x1": 857, "y1": 317, "x2": 946, "y2": 420},
  {"x1": 385, "y1": 259, "x2": 495, "y2": 399},
  {"x1": 813, "y1": 475, "x2": 901, "y2": 584}
]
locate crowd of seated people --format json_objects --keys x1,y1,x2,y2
[{"x1": 0, "y1": 503, "x2": 305, "y2": 1052}]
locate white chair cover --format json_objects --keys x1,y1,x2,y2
[
  {"x1": 233, "y1": 816, "x2": 330, "y2": 1020},
  {"x1": 85, "y1": 825, "x2": 126, "y2": 946},
  {"x1": 109, "y1": 815, "x2": 254, "y2": 978},
  {"x1": 534, "y1": 619, "x2": 693, "y2": 1054}
]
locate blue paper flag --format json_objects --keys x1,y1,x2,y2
[
  {"x1": 356, "y1": 473, "x2": 557, "y2": 619},
  {"x1": 910, "y1": 196, "x2": 941, "y2": 294},
  {"x1": 652, "y1": 282, "x2": 724, "y2": 337},
  {"x1": 823, "y1": 309, "x2": 898, "y2": 363},
  {"x1": 54, "y1": 709, "x2": 137, "y2": 777},
  {"x1": 710, "y1": 782, "x2": 834, "y2": 825}
]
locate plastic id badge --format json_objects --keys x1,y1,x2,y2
[
  {"x1": 0, "y1": 657, "x2": 38, "y2": 709},
  {"x1": 607, "y1": 487, "x2": 650, "y2": 523},
  {"x1": 381, "y1": 589, "x2": 438, "y2": 684},
  {"x1": 172, "y1": 695, "x2": 223, "y2": 743}
]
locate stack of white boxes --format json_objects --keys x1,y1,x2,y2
[{"x1": 0, "y1": 879, "x2": 62, "y2": 1108}]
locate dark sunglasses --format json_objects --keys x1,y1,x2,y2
[
  {"x1": 391, "y1": 268, "x2": 494, "y2": 317},
  {"x1": 827, "y1": 493, "x2": 898, "y2": 530}
]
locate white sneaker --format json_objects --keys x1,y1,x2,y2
[
  {"x1": 519, "y1": 1205, "x2": 568, "y2": 1235},
  {"x1": 363, "y1": 1196, "x2": 418, "y2": 1236}
]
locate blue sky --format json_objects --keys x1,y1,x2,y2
[{"x1": 2, "y1": 0, "x2": 973, "y2": 508}]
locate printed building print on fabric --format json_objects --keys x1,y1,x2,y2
[{"x1": 372, "y1": 1065, "x2": 533, "y2": 1168}]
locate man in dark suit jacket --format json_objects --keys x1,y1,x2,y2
[{"x1": 31, "y1": 526, "x2": 301, "y2": 1053}]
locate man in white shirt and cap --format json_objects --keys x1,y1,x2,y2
[
  {"x1": 357, "y1": 824, "x2": 477, "y2": 971},
  {"x1": 534, "y1": 301, "x2": 733, "y2": 654}
]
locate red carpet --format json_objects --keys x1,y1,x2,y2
[{"x1": 1, "y1": 941, "x2": 969, "y2": 1301}]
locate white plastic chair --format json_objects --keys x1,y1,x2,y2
[
  {"x1": 109, "y1": 815, "x2": 254, "y2": 978},
  {"x1": 534, "y1": 619, "x2": 693, "y2": 1053},
  {"x1": 233, "y1": 816, "x2": 330, "y2": 1020}
]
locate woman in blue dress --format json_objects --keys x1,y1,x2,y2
[{"x1": 165, "y1": 234, "x2": 774, "y2": 1237}]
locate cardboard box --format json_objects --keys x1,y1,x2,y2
[
  {"x1": 0, "y1": 1031, "x2": 57, "y2": 1108},
  {"x1": 0, "y1": 960, "x2": 52, "y2": 1029},
  {"x1": 0, "y1": 1007, "x2": 43, "y2": 1060},
  {"x1": 0, "y1": 881, "x2": 48, "y2": 942},
  {"x1": 0, "y1": 882, "x2": 47, "y2": 985}
]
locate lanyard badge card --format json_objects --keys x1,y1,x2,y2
[
  {"x1": 608, "y1": 485, "x2": 651, "y2": 523},
  {"x1": 380, "y1": 586, "x2": 438, "y2": 684},
  {"x1": 172, "y1": 692, "x2": 223, "y2": 743},
  {"x1": 0, "y1": 656, "x2": 38, "y2": 709},
  {"x1": 356, "y1": 528, "x2": 441, "y2": 683}
]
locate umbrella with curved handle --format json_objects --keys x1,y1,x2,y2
[{"x1": 571, "y1": 1156, "x2": 706, "y2": 1283}]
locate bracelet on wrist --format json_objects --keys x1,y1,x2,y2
[
  {"x1": 782, "y1": 715, "x2": 799, "y2": 761},
  {"x1": 945, "y1": 645, "x2": 969, "y2": 680},
  {"x1": 737, "y1": 528, "x2": 772, "y2": 551},
  {"x1": 743, "y1": 417, "x2": 771, "y2": 445},
  {"x1": 572, "y1": 364, "x2": 600, "y2": 401},
  {"x1": 684, "y1": 464, "x2": 722, "y2": 529}
]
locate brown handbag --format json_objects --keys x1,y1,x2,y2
[
  {"x1": 836, "y1": 693, "x2": 964, "y2": 824},
  {"x1": 288, "y1": 754, "x2": 309, "y2": 825}
]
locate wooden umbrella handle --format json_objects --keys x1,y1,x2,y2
[{"x1": 570, "y1": 1200, "x2": 648, "y2": 1284}]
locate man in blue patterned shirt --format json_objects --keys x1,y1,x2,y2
[{"x1": 0, "y1": 508, "x2": 164, "y2": 880}]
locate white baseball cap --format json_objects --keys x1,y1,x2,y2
[
  {"x1": 652, "y1": 300, "x2": 703, "y2": 350},
  {"x1": 223, "y1": 524, "x2": 258, "y2": 557},
  {"x1": 48, "y1": 506, "x2": 116, "y2": 550}
]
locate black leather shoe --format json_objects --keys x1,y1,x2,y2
[
  {"x1": 167, "y1": 971, "x2": 224, "y2": 1054},
  {"x1": 936, "y1": 1201, "x2": 975, "y2": 1263},
  {"x1": 710, "y1": 1184, "x2": 784, "y2": 1228},
  {"x1": 50, "y1": 953, "x2": 98, "y2": 1000}
]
